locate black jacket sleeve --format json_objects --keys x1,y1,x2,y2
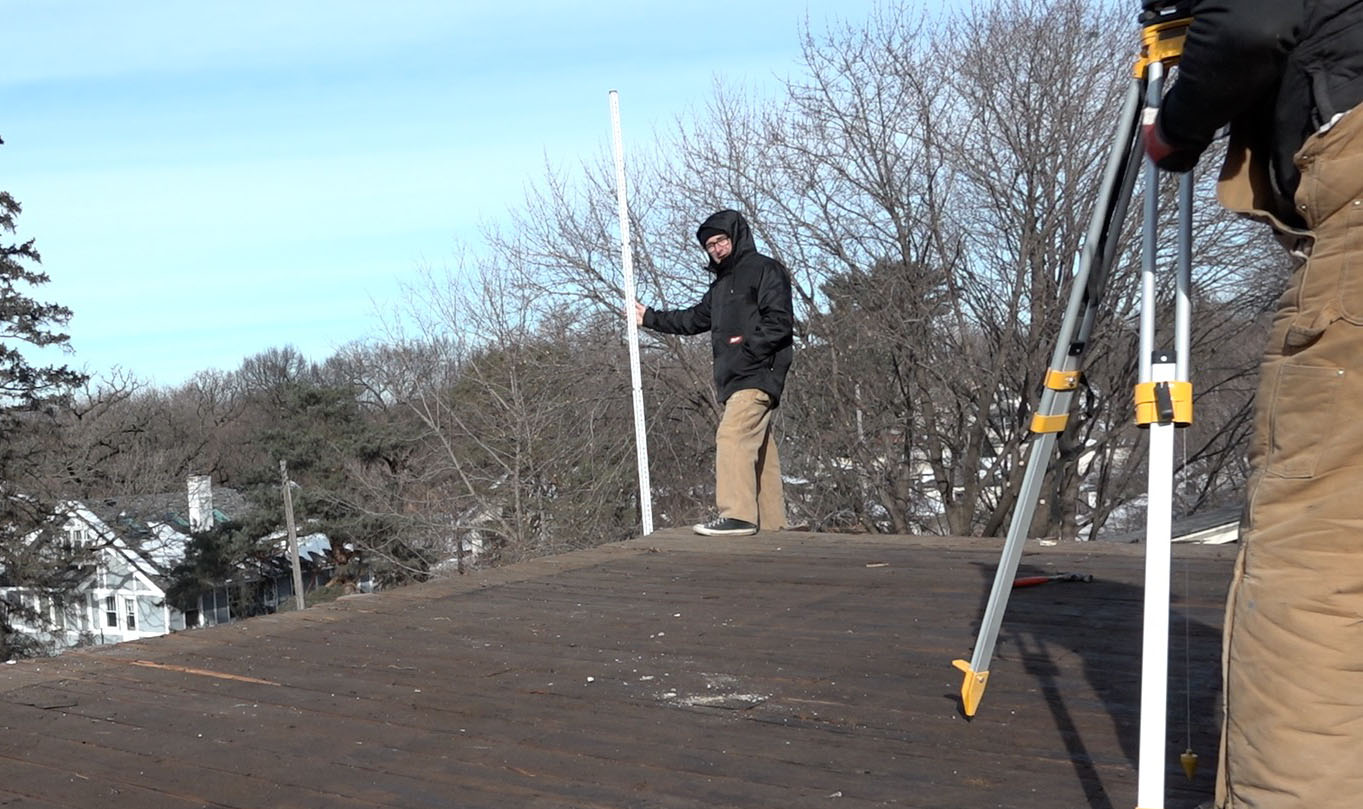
[
  {"x1": 642, "y1": 289, "x2": 712, "y2": 335},
  {"x1": 1157, "y1": 0, "x2": 1302, "y2": 156},
  {"x1": 744, "y1": 261, "x2": 794, "y2": 363}
]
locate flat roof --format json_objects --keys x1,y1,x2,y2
[{"x1": 0, "y1": 529, "x2": 1233, "y2": 808}]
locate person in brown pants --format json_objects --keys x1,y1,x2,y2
[
  {"x1": 1146, "y1": 0, "x2": 1363, "y2": 805},
  {"x1": 634, "y1": 209, "x2": 794, "y2": 536}
]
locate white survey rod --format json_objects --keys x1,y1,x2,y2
[
  {"x1": 609, "y1": 90, "x2": 654, "y2": 536},
  {"x1": 1136, "y1": 60, "x2": 1171, "y2": 809},
  {"x1": 1139, "y1": 366, "x2": 1177, "y2": 809}
]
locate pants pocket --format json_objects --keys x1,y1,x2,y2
[{"x1": 1266, "y1": 363, "x2": 1343, "y2": 478}]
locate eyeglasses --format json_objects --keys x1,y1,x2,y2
[{"x1": 704, "y1": 234, "x2": 731, "y2": 251}]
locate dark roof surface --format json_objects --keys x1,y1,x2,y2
[
  {"x1": 0, "y1": 529, "x2": 1233, "y2": 809},
  {"x1": 87, "y1": 486, "x2": 250, "y2": 531}
]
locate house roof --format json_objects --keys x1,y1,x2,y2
[
  {"x1": 1098, "y1": 504, "x2": 1242, "y2": 544},
  {"x1": 79, "y1": 487, "x2": 251, "y2": 578},
  {"x1": 259, "y1": 527, "x2": 333, "y2": 564},
  {"x1": 0, "y1": 529, "x2": 1233, "y2": 808},
  {"x1": 41, "y1": 502, "x2": 178, "y2": 593},
  {"x1": 86, "y1": 487, "x2": 250, "y2": 534}
]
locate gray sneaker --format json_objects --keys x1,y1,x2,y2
[{"x1": 693, "y1": 517, "x2": 758, "y2": 536}]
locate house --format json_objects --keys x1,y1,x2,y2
[
  {"x1": 1, "y1": 497, "x2": 194, "y2": 649},
  {"x1": 0, "y1": 476, "x2": 338, "y2": 654},
  {"x1": 1097, "y1": 502, "x2": 1241, "y2": 545}
]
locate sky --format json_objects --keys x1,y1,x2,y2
[{"x1": 1, "y1": 0, "x2": 885, "y2": 388}]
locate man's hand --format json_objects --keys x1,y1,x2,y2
[
  {"x1": 633, "y1": 301, "x2": 646, "y2": 327},
  {"x1": 1143, "y1": 125, "x2": 1175, "y2": 166},
  {"x1": 1142, "y1": 108, "x2": 1200, "y2": 173}
]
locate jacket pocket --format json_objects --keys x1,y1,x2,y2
[
  {"x1": 1333, "y1": 201, "x2": 1363, "y2": 324},
  {"x1": 1266, "y1": 362, "x2": 1343, "y2": 478}
]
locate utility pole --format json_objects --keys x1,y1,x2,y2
[{"x1": 279, "y1": 460, "x2": 306, "y2": 611}]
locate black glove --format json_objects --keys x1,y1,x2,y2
[{"x1": 1143, "y1": 112, "x2": 1203, "y2": 173}]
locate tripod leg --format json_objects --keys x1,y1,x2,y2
[{"x1": 953, "y1": 78, "x2": 1145, "y2": 716}]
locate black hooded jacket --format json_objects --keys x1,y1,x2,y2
[
  {"x1": 1156, "y1": 0, "x2": 1363, "y2": 221},
  {"x1": 643, "y1": 210, "x2": 794, "y2": 405}
]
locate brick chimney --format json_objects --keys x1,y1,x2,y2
[{"x1": 187, "y1": 475, "x2": 213, "y2": 533}]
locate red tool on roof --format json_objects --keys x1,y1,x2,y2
[{"x1": 1012, "y1": 572, "x2": 1093, "y2": 588}]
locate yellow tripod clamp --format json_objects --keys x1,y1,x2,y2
[{"x1": 1133, "y1": 380, "x2": 1193, "y2": 427}]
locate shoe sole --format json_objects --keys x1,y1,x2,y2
[{"x1": 693, "y1": 527, "x2": 758, "y2": 536}]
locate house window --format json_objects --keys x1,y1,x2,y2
[
  {"x1": 124, "y1": 598, "x2": 136, "y2": 631},
  {"x1": 105, "y1": 596, "x2": 118, "y2": 628}
]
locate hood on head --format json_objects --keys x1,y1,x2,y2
[{"x1": 695, "y1": 209, "x2": 756, "y2": 271}]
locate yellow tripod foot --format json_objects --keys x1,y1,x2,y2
[{"x1": 952, "y1": 659, "x2": 989, "y2": 716}]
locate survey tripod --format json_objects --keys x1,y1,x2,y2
[{"x1": 952, "y1": 3, "x2": 1195, "y2": 807}]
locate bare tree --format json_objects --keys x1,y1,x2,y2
[
  {"x1": 473, "y1": 0, "x2": 1273, "y2": 540},
  {"x1": 26, "y1": 0, "x2": 1276, "y2": 577},
  {"x1": 344, "y1": 258, "x2": 650, "y2": 567}
]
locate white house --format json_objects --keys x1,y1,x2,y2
[
  {"x1": 1, "y1": 477, "x2": 337, "y2": 654},
  {"x1": 1, "y1": 500, "x2": 191, "y2": 649}
]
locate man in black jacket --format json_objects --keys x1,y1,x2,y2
[
  {"x1": 634, "y1": 209, "x2": 794, "y2": 537},
  {"x1": 1147, "y1": 1, "x2": 1363, "y2": 806}
]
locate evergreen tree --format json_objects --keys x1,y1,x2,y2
[{"x1": 0, "y1": 136, "x2": 91, "y2": 658}]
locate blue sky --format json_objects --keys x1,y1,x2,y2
[{"x1": 1, "y1": 1, "x2": 883, "y2": 388}]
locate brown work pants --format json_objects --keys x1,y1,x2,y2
[
  {"x1": 1217, "y1": 109, "x2": 1363, "y2": 808},
  {"x1": 715, "y1": 388, "x2": 787, "y2": 529}
]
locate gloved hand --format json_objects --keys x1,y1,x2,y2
[{"x1": 1142, "y1": 108, "x2": 1201, "y2": 173}]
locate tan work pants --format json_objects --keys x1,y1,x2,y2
[
  {"x1": 715, "y1": 388, "x2": 787, "y2": 529},
  {"x1": 1217, "y1": 109, "x2": 1363, "y2": 808}
]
